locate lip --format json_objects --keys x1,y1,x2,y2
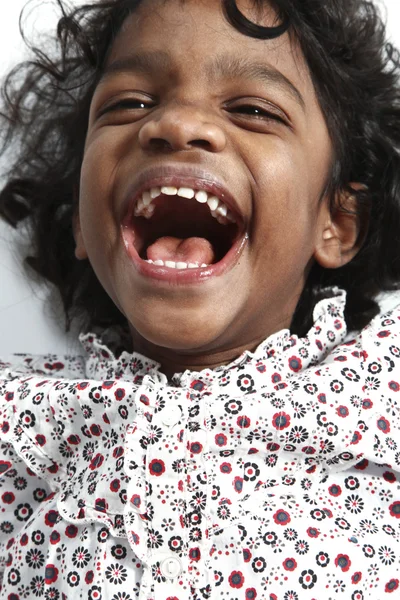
[
  {"x1": 120, "y1": 164, "x2": 248, "y2": 284},
  {"x1": 121, "y1": 228, "x2": 248, "y2": 284}
]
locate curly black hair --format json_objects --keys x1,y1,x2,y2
[{"x1": 1, "y1": 0, "x2": 400, "y2": 343}]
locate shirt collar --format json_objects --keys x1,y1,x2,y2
[{"x1": 79, "y1": 287, "x2": 347, "y2": 384}]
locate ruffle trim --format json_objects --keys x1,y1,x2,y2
[{"x1": 80, "y1": 288, "x2": 347, "y2": 383}]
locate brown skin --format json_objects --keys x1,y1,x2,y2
[{"x1": 74, "y1": 0, "x2": 361, "y2": 377}]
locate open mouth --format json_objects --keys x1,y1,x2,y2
[{"x1": 122, "y1": 183, "x2": 243, "y2": 271}]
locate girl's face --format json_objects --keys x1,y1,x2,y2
[{"x1": 75, "y1": 0, "x2": 356, "y2": 369}]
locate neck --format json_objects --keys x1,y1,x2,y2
[{"x1": 128, "y1": 330, "x2": 266, "y2": 380}]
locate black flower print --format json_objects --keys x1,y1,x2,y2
[
  {"x1": 30, "y1": 575, "x2": 45, "y2": 597},
  {"x1": 378, "y1": 546, "x2": 395, "y2": 565},
  {"x1": 72, "y1": 546, "x2": 92, "y2": 568},
  {"x1": 147, "y1": 529, "x2": 163, "y2": 549},
  {"x1": 168, "y1": 536, "x2": 183, "y2": 552},
  {"x1": 237, "y1": 374, "x2": 255, "y2": 393},
  {"x1": 345, "y1": 494, "x2": 365, "y2": 514},
  {"x1": 26, "y1": 548, "x2": 45, "y2": 569},
  {"x1": 224, "y1": 399, "x2": 243, "y2": 415},
  {"x1": 67, "y1": 571, "x2": 80, "y2": 587},
  {"x1": 288, "y1": 426, "x2": 309, "y2": 444},
  {"x1": 243, "y1": 462, "x2": 260, "y2": 482},
  {"x1": 105, "y1": 563, "x2": 128, "y2": 584},
  {"x1": 299, "y1": 569, "x2": 317, "y2": 589},
  {"x1": 295, "y1": 540, "x2": 309, "y2": 555}
]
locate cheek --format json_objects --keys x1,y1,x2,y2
[
  {"x1": 78, "y1": 136, "x2": 124, "y2": 282},
  {"x1": 254, "y1": 141, "x2": 316, "y2": 232},
  {"x1": 79, "y1": 132, "x2": 123, "y2": 231}
]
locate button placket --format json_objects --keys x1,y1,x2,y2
[
  {"x1": 184, "y1": 386, "x2": 213, "y2": 592},
  {"x1": 160, "y1": 555, "x2": 183, "y2": 578},
  {"x1": 144, "y1": 389, "x2": 190, "y2": 594},
  {"x1": 161, "y1": 403, "x2": 182, "y2": 428}
]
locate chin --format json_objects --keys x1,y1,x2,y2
[{"x1": 130, "y1": 313, "x2": 227, "y2": 354}]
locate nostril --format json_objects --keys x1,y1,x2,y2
[
  {"x1": 148, "y1": 138, "x2": 214, "y2": 152},
  {"x1": 149, "y1": 138, "x2": 174, "y2": 151},
  {"x1": 191, "y1": 139, "x2": 213, "y2": 150}
]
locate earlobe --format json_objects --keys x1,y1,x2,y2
[
  {"x1": 72, "y1": 210, "x2": 88, "y2": 261},
  {"x1": 314, "y1": 184, "x2": 368, "y2": 270}
]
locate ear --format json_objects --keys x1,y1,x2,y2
[
  {"x1": 72, "y1": 208, "x2": 88, "y2": 261},
  {"x1": 314, "y1": 183, "x2": 368, "y2": 269}
]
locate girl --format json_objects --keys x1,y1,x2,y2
[{"x1": 1, "y1": 0, "x2": 400, "y2": 598}]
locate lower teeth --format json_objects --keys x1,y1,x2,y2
[{"x1": 146, "y1": 260, "x2": 208, "y2": 269}]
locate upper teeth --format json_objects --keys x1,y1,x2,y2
[{"x1": 133, "y1": 186, "x2": 236, "y2": 224}]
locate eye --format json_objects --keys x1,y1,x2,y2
[
  {"x1": 97, "y1": 97, "x2": 155, "y2": 118},
  {"x1": 226, "y1": 101, "x2": 288, "y2": 126}
]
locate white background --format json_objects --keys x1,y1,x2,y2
[{"x1": 0, "y1": 0, "x2": 399, "y2": 358}]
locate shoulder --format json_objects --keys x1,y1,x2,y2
[{"x1": 360, "y1": 297, "x2": 400, "y2": 348}]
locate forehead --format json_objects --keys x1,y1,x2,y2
[{"x1": 105, "y1": 0, "x2": 315, "y2": 105}]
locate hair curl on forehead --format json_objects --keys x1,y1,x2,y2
[{"x1": 0, "y1": 0, "x2": 400, "y2": 343}]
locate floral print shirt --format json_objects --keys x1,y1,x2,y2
[{"x1": 0, "y1": 289, "x2": 399, "y2": 600}]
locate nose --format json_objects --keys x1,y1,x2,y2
[{"x1": 138, "y1": 104, "x2": 227, "y2": 153}]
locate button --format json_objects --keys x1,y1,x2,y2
[
  {"x1": 160, "y1": 556, "x2": 182, "y2": 579},
  {"x1": 161, "y1": 405, "x2": 182, "y2": 427}
]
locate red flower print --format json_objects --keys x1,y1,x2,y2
[
  {"x1": 377, "y1": 330, "x2": 390, "y2": 338},
  {"x1": 383, "y1": 471, "x2": 396, "y2": 483},
  {"x1": 187, "y1": 441, "x2": 202, "y2": 454},
  {"x1": 388, "y1": 380, "x2": 400, "y2": 391},
  {"x1": 362, "y1": 398, "x2": 373, "y2": 409},
  {"x1": 49, "y1": 531, "x2": 60, "y2": 545},
  {"x1": 389, "y1": 501, "x2": 400, "y2": 518},
  {"x1": 355, "y1": 458, "x2": 369, "y2": 470},
  {"x1": 306, "y1": 527, "x2": 320, "y2": 538},
  {"x1": 220, "y1": 462, "x2": 232, "y2": 474},
  {"x1": 89, "y1": 453, "x2": 104, "y2": 470},
  {"x1": 45, "y1": 564, "x2": 59, "y2": 584},
  {"x1": 385, "y1": 579, "x2": 399, "y2": 593},
  {"x1": 243, "y1": 548, "x2": 252, "y2": 562},
  {"x1": 149, "y1": 459, "x2": 165, "y2": 476},
  {"x1": 233, "y1": 476, "x2": 243, "y2": 493},
  {"x1": 288, "y1": 356, "x2": 302, "y2": 372},
  {"x1": 65, "y1": 525, "x2": 78, "y2": 538},
  {"x1": 273, "y1": 509, "x2": 291, "y2": 526},
  {"x1": 328, "y1": 484, "x2": 342, "y2": 497},
  {"x1": 336, "y1": 405, "x2": 349, "y2": 418},
  {"x1": 85, "y1": 571, "x2": 94, "y2": 584},
  {"x1": 282, "y1": 557, "x2": 297, "y2": 571},
  {"x1": 351, "y1": 431, "x2": 362, "y2": 444},
  {"x1": 377, "y1": 416, "x2": 391, "y2": 434},
  {"x1": 335, "y1": 554, "x2": 351, "y2": 572},
  {"x1": 1, "y1": 491, "x2": 15, "y2": 504},
  {"x1": 114, "y1": 387, "x2": 125, "y2": 400},
  {"x1": 228, "y1": 570, "x2": 244, "y2": 588},
  {"x1": 237, "y1": 415, "x2": 251, "y2": 428},
  {"x1": 189, "y1": 547, "x2": 201, "y2": 561},
  {"x1": 245, "y1": 588, "x2": 257, "y2": 599},
  {"x1": 110, "y1": 479, "x2": 120, "y2": 492},
  {"x1": 272, "y1": 412, "x2": 291, "y2": 430},
  {"x1": 44, "y1": 510, "x2": 59, "y2": 528},
  {"x1": 0, "y1": 460, "x2": 12, "y2": 474},
  {"x1": 215, "y1": 433, "x2": 227, "y2": 446},
  {"x1": 351, "y1": 572, "x2": 362, "y2": 584}
]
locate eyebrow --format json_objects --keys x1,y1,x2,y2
[{"x1": 100, "y1": 50, "x2": 305, "y2": 111}]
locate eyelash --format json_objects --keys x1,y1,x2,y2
[
  {"x1": 98, "y1": 98, "x2": 287, "y2": 126},
  {"x1": 99, "y1": 99, "x2": 154, "y2": 115},
  {"x1": 227, "y1": 104, "x2": 286, "y2": 123}
]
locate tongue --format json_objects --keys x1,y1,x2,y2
[{"x1": 146, "y1": 236, "x2": 216, "y2": 265}]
